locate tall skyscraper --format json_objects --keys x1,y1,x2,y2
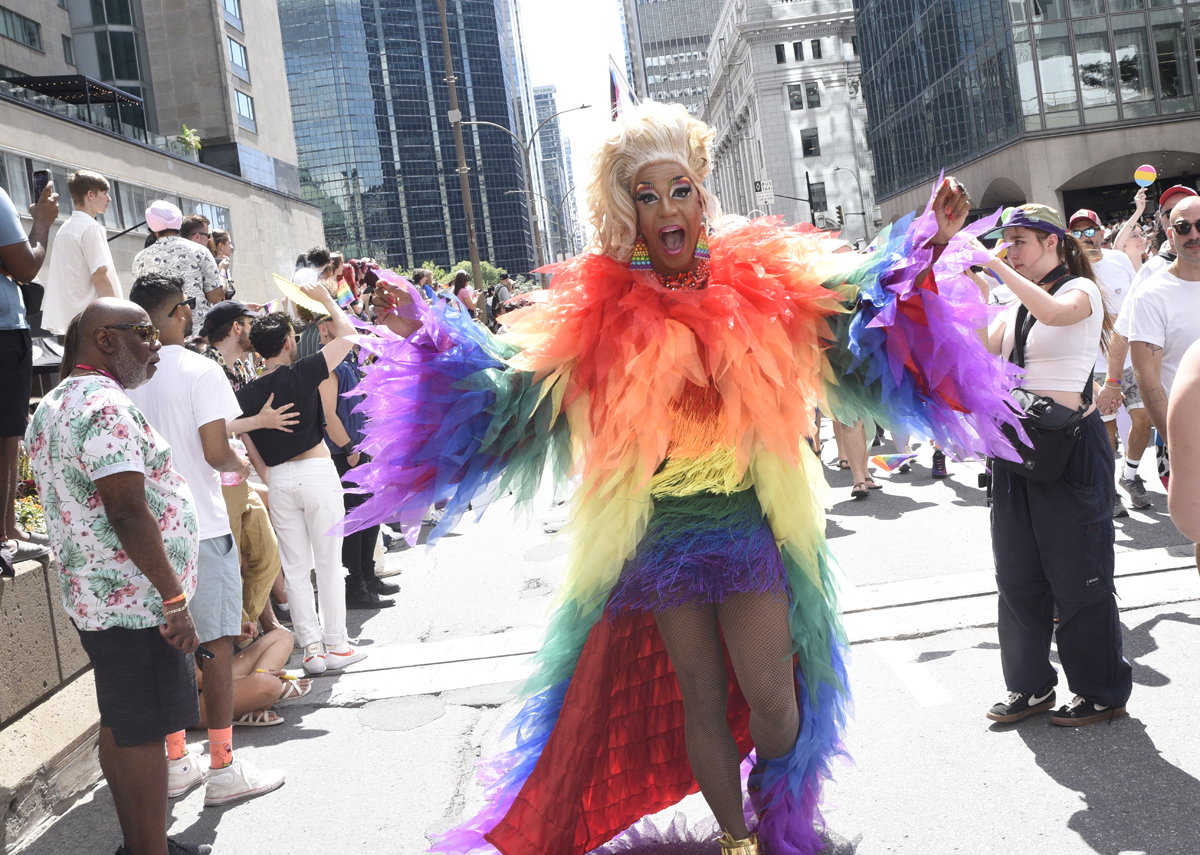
[
  {"x1": 620, "y1": 0, "x2": 724, "y2": 116},
  {"x1": 533, "y1": 85, "x2": 581, "y2": 261},
  {"x1": 278, "y1": 0, "x2": 543, "y2": 274}
]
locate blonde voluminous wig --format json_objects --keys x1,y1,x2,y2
[{"x1": 585, "y1": 101, "x2": 723, "y2": 263}]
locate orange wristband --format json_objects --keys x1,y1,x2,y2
[{"x1": 163, "y1": 593, "x2": 187, "y2": 606}]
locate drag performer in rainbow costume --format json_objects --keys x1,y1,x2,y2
[{"x1": 346, "y1": 103, "x2": 1021, "y2": 854}]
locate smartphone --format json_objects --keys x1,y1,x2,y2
[{"x1": 31, "y1": 170, "x2": 50, "y2": 200}]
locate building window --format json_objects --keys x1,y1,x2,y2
[
  {"x1": 775, "y1": 44, "x2": 786, "y2": 64},
  {"x1": 0, "y1": 6, "x2": 42, "y2": 51},
  {"x1": 811, "y1": 39, "x2": 822, "y2": 59},
  {"x1": 801, "y1": 128, "x2": 820, "y2": 157},
  {"x1": 810, "y1": 181, "x2": 827, "y2": 212},
  {"x1": 234, "y1": 89, "x2": 256, "y2": 132},
  {"x1": 851, "y1": 36, "x2": 858, "y2": 56},
  {"x1": 787, "y1": 83, "x2": 805, "y2": 110},
  {"x1": 793, "y1": 41, "x2": 804, "y2": 61},
  {"x1": 62, "y1": 34, "x2": 73, "y2": 65},
  {"x1": 228, "y1": 37, "x2": 249, "y2": 81},
  {"x1": 806, "y1": 82, "x2": 821, "y2": 108},
  {"x1": 223, "y1": 0, "x2": 242, "y2": 31}
]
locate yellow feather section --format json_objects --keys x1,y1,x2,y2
[
  {"x1": 749, "y1": 444, "x2": 836, "y2": 599},
  {"x1": 650, "y1": 446, "x2": 744, "y2": 498},
  {"x1": 554, "y1": 470, "x2": 653, "y2": 609}
]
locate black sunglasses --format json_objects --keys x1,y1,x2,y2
[
  {"x1": 168, "y1": 296, "x2": 197, "y2": 316},
  {"x1": 101, "y1": 323, "x2": 159, "y2": 343},
  {"x1": 1069, "y1": 227, "x2": 1097, "y2": 238},
  {"x1": 1172, "y1": 220, "x2": 1200, "y2": 236}
]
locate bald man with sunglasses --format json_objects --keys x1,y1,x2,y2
[{"x1": 1127, "y1": 197, "x2": 1200, "y2": 557}]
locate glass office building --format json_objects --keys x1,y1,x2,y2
[
  {"x1": 621, "y1": 0, "x2": 724, "y2": 116},
  {"x1": 278, "y1": 0, "x2": 540, "y2": 273},
  {"x1": 857, "y1": 0, "x2": 1200, "y2": 211}
]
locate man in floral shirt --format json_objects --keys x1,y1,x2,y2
[{"x1": 24, "y1": 298, "x2": 211, "y2": 855}]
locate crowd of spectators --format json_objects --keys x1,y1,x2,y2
[{"x1": 0, "y1": 170, "x2": 426, "y2": 855}]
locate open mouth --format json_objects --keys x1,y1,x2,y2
[{"x1": 659, "y1": 226, "x2": 687, "y2": 255}]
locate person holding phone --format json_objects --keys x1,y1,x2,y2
[
  {"x1": 0, "y1": 175, "x2": 58, "y2": 570},
  {"x1": 43, "y1": 170, "x2": 124, "y2": 336}
]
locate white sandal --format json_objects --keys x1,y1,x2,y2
[
  {"x1": 234, "y1": 709, "x2": 284, "y2": 727},
  {"x1": 277, "y1": 678, "x2": 312, "y2": 703}
]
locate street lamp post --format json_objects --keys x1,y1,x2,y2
[
  {"x1": 435, "y1": 0, "x2": 483, "y2": 302},
  {"x1": 835, "y1": 165, "x2": 872, "y2": 243},
  {"x1": 462, "y1": 103, "x2": 590, "y2": 284}
]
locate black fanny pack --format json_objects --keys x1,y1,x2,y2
[{"x1": 993, "y1": 269, "x2": 1091, "y2": 484}]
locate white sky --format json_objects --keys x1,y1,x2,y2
[{"x1": 519, "y1": 0, "x2": 630, "y2": 238}]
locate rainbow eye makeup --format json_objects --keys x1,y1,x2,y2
[
  {"x1": 670, "y1": 177, "x2": 693, "y2": 197},
  {"x1": 635, "y1": 182, "x2": 658, "y2": 204}
]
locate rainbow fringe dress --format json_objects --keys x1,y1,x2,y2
[{"x1": 341, "y1": 194, "x2": 1022, "y2": 855}]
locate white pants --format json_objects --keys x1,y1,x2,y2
[{"x1": 267, "y1": 457, "x2": 346, "y2": 648}]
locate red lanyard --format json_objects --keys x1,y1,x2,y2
[{"x1": 75, "y1": 364, "x2": 123, "y2": 388}]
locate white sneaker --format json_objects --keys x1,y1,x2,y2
[
  {"x1": 203, "y1": 757, "x2": 286, "y2": 807},
  {"x1": 302, "y1": 641, "x2": 326, "y2": 675},
  {"x1": 167, "y1": 751, "x2": 206, "y2": 799},
  {"x1": 423, "y1": 507, "x2": 445, "y2": 525},
  {"x1": 324, "y1": 643, "x2": 368, "y2": 671}
]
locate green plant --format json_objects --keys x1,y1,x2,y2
[
  {"x1": 15, "y1": 496, "x2": 45, "y2": 534},
  {"x1": 177, "y1": 125, "x2": 202, "y2": 154},
  {"x1": 445, "y1": 260, "x2": 506, "y2": 289}
]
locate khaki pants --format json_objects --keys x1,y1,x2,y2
[{"x1": 222, "y1": 480, "x2": 281, "y2": 626}]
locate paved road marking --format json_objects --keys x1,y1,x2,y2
[{"x1": 873, "y1": 640, "x2": 952, "y2": 707}]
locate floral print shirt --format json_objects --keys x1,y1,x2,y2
[
  {"x1": 131, "y1": 236, "x2": 222, "y2": 327},
  {"x1": 24, "y1": 375, "x2": 199, "y2": 631}
]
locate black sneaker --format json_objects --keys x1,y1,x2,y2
[
  {"x1": 167, "y1": 840, "x2": 213, "y2": 855},
  {"x1": 366, "y1": 576, "x2": 400, "y2": 595},
  {"x1": 931, "y1": 449, "x2": 948, "y2": 479},
  {"x1": 345, "y1": 582, "x2": 395, "y2": 610},
  {"x1": 986, "y1": 682, "x2": 1056, "y2": 722},
  {"x1": 1049, "y1": 695, "x2": 1126, "y2": 727}
]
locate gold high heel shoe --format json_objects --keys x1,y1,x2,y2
[{"x1": 718, "y1": 831, "x2": 759, "y2": 855}]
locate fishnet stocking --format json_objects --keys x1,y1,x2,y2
[{"x1": 655, "y1": 592, "x2": 800, "y2": 838}]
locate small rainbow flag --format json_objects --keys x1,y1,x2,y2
[
  {"x1": 335, "y1": 279, "x2": 355, "y2": 308},
  {"x1": 870, "y1": 453, "x2": 916, "y2": 472}
]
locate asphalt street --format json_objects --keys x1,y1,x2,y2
[{"x1": 18, "y1": 436, "x2": 1200, "y2": 855}]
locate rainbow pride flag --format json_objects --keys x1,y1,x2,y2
[
  {"x1": 335, "y1": 279, "x2": 355, "y2": 308},
  {"x1": 870, "y1": 453, "x2": 917, "y2": 472}
]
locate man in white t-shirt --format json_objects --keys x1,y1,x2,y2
[
  {"x1": 43, "y1": 171, "x2": 123, "y2": 334},
  {"x1": 1070, "y1": 208, "x2": 1153, "y2": 514},
  {"x1": 1128, "y1": 197, "x2": 1200, "y2": 511},
  {"x1": 128, "y1": 273, "x2": 285, "y2": 809}
]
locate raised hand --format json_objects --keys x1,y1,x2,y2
[{"x1": 928, "y1": 177, "x2": 971, "y2": 246}]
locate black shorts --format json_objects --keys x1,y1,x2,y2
[
  {"x1": 0, "y1": 328, "x2": 32, "y2": 437},
  {"x1": 76, "y1": 625, "x2": 200, "y2": 747}
]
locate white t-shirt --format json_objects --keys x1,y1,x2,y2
[
  {"x1": 1090, "y1": 249, "x2": 1136, "y2": 371},
  {"x1": 1125, "y1": 265, "x2": 1200, "y2": 395},
  {"x1": 43, "y1": 211, "x2": 123, "y2": 334},
  {"x1": 1000, "y1": 277, "x2": 1103, "y2": 393},
  {"x1": 127, "y1": 345, "x2": 242, "y2": 540}
]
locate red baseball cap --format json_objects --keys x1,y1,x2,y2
[
  {"x1": 1069, "y1": 209, "x2": 1102, "y2": 229},
  {"x1": 1159, "y1": 185, "x2": 1198, "y2": 212}
]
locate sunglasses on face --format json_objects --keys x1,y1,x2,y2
[
  {"x1": 101, "y1": 323, "x2": 159, "y2": 343},
  {"x1": 1070, "y1": 227, "x2": 1098, "y2": 238},
  {"x1": 168, "y1": 296, "x2": 197, "y2": 316},
  {"x1": 1172, "y1": 220, "x2": 1200, "y2": 236}
]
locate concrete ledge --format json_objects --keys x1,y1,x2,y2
[
  {"x1": 0, "y1": 672, "x2": 100, "y2": 854},
  {"x1": 0, "y1": 559, "x2": 60, "y2": 726}
]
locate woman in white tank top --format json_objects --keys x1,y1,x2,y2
[{"x1": 969, "y1": 204, "x2": 1133, "y2": 728}]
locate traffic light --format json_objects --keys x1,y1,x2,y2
[{"x1": 836, "y1": 205, "x2": 845, "y2": 226}]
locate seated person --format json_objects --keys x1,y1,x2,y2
[{"x1": 194, "y1": 628, "x2": 311, "y2": 727}]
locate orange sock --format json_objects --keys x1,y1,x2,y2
[
  {"x1": 208, "y1": 727, "x2": 233, "y2": 769},
  {"x1": 166, "y1": 731, "x2": 187, "y2": 761}
]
